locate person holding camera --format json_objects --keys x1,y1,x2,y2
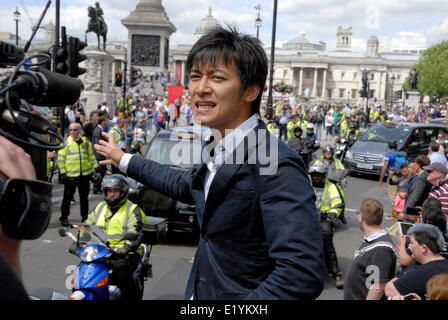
[
  {"x1": 385, "y1": 224, "x2": 448, "y2": 300},
  {"x1": 0, "y1": 135, "x2": 39, "y2": 300}
]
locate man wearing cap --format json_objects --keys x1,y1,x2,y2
[
  {"x1": 426, "y1": 162, "x2": 448, "y2": 219},
  {"x1": 385, "y1": 224, "x2": 448, "y2": 300}
]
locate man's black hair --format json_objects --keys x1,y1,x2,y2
[{"x1": 186, "y1": 26, "x2": 268, "y2": 115}]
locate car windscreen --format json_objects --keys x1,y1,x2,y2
[
  {"x1": 146, "y1": 138, "x2": 203, "y2": 168},
  {"x1": 360, "y1": 125, "x2": 411, "y2": 145}
]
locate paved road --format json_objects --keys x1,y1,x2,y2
[
  {"x1": 19, "y1": 169, "x2": 398, "y2": 300},
  {"x1": 19, "y1": 131, "x2": 398, "y2": 300}
]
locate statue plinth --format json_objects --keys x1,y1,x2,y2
[
  {"x1": 406, "y1": 91, "x2": 421, "y2": 110},
  {"x1": 79, "y1": 46, "x2": 114, "y2": 116}
]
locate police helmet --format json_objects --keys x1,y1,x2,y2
[
  {"x1": 293, "y1": 126, "x2": 303, "y2": 133},
  {"x1": 102, "y1": 174, "x2": 129, "y2": 208},
  {"x1": 322, "y1": 144, "x2": 335, "y2": 154},
  {"x1": 306, "y1": 123, "x2": 314, "y2": 130},
  {"x1": 309, "y1": 162, "x2": 327, "y2": 176}
]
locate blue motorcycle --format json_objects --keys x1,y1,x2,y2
[
  {"x1": 29, "y1": 220, "x2": 166, "y2": 300},
  {"x1": 62, "y1": 225, "x2": 152, "y2": 300}
]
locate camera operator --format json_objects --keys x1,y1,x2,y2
[{"x1": 0, "y1": 135, "x2": 37, "y2": 300}]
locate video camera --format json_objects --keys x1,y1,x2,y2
[{"x1": 0, "y1": 40, "x2": 83, "y2": 240}]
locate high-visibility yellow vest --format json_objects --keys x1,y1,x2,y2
[
  {"x1": 297, "y1": 120, "x2": 309, "y2": 132},
  {"x1": 340, "y1": 120, "x2": 349, "y2": 138},
  {"x1": 57, "y1": 136, "x2": 98, "y2": 177},
  {"x1": 287, "y1": 121, "x2": 296, "y2": 139},
  {"x1": 267, "y1": 123, "x2": 275, "y2": 134},
  {"x1": 90, "y1": 200, "x2": 146, "y2": 253},
  {"x1": 316, "y1": 157, "x2": 345, "y2": 170},
  {"x1": 109, "y1": 127, "x2": 126, "y2": 144},
  {"x1": 317, "y1": 180, "x2": 345, "y2": 218}
]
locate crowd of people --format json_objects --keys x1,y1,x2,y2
[
  {"x1": 57, "y1": 80, "x2": 448, "y2": 300},
  {"x1": 262, "y1": 98, "x2": 448, "y2": 300}
]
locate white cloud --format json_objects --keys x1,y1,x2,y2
[
  {"x1": 2, "y1": 0, "x2": 448, "y2": 51},
  {"x1": 426, "y1": 17, "x2": 448, "y2": 46}
]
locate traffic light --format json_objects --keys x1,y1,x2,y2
[
  {"x1": 360, "y1": 82, "x2": 367, "y2": 98},
  {"x1": 397, "y1": 90, "x2": 402, "y2": 100},
  {"x1": 130, "y1": 67, "x2": 139, "y2": 87},
  {"x1": 67, "y1": 36, "x2": 87, "y2": 78},
  {"x1": 368, "y1": 89, "x2": 374, "y2": 99},
  {"x1": 54, "y1": 27, "x2": 68, "y2": 74},
  {"x1": 420, "y1": 97, "x2": 424, "y2": 103},
  {"x1": 115, "y1": 72, "x2": 122, "y2": 87}
]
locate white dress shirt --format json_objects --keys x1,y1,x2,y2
[{"x1": 119, "y1": 114, "x2": 260, "y2": 201}]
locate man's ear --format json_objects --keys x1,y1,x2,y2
[{"x1": 243, "y1": 85, "x2": 260, "y2": 103}]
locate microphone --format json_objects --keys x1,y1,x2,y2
[{"x1": 9, "y1": 67, "x2": 84, "y2": 107}]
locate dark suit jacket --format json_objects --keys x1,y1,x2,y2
[
  {"x1": 127, "y1": 120, "x2": 324, "y2": 300},
  {"x1": 405, "y1": 171, "x2": 432, "y2": 209},
  {"x1": 91, "y1": 126, "x2": 107, "y2": 161}
]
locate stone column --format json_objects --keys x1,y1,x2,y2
[
  {"x1": 298, "y1": 67, "x2": 303, "y2": 96},
  {"x1": 79, "y1": 47, "x2": 115, "y2": 116},
  {"x1": 181, "y1": 60, "x2": 186, "y2": 86},
  {"x1": 322, "y1": 69, "x2": 327, "y2": 97},
  {"x1": 312, "y1": 68, "x2": 318, "y2": 97}
]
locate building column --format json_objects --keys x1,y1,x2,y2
[
  {"x1": 322, "y1": 69, "x2": 327, "y2": 97},
  {"x1": 181, "y1": 60, "x2": 186, "y2": 86},
  {"x1": 312, "y1": 68, "x2": 318, "y2": 97},
  {"x1": 298, "y1": 67, "x2": 303, "y2": 96}
]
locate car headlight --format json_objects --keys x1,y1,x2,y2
[
  {"x1": 81, "y1": 246, "x2": 98, "y2": 262},
  {"x1": 345, "y1": 150, "x2": 353, "y2": 160}
]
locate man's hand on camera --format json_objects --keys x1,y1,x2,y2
[
  {"x1": 94, "y1": 132, "x2": 125, "y2": 168},
  {"x1": 0, "y1": 135, "x2": 36, "y2": 278},
  {"x1": 0, "y1": 135, "x2": 36, "y2": 180}
]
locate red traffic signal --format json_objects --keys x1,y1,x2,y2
[{"x1": 115, "y1": 72, "x2": 122, "y2": 87}]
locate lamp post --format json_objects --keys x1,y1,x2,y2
[
  {"x1": 266, "y1": 0, "x2": 278, "y2": 120},
  {"x1": 254, "y1": 4, "x2": 262, "y2": 40},
  {"x1": 13, "y1": 7, "x2": 21, "y2": 46},
  {"x1": 390, "y1": 74, "x2": 396, "y2": 104}
]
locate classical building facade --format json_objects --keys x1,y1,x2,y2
[{"x1": 168, "y1": 8, "x2": 421, "y2": 106}]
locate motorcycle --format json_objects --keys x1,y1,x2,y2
[
  {"x1": 335, "y1": 138, "x2": 349, "y2": 161},
  {"x1": 29, "y1": 219, "x2": 166, "y2": 300}
]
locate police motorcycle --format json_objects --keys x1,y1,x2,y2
[
  {"x1": 334, "y1": 138, "x2": 349, "y2": 161},
  {"x1": 29, "y1": 219, "x2": 166, "y2": 300}
]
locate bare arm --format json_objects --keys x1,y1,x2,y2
[{"x1": 366, "y1": 282, "x2": 387, "y2": 300}]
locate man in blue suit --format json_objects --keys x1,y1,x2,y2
[{"x1": 95, "y1": 27, "x2": 324, "y2": 300}]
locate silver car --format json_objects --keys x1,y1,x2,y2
[{"x1": 343, "y1": 122, "x2": 448, "y2": 176}]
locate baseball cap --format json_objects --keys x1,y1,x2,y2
[{"x1": 423, "y1": 162, "x2": 448, "y2": 176}]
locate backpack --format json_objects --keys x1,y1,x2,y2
[{"x1": 391, "y1": 151, "x2": 408, "y2": 172}]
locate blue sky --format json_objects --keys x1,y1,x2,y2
[{"x1": 2, "y1": 0, "x2": 448, "y2": 52}]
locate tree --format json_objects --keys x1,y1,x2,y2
[{"x1": 413, "y1": 41, "x2": 448, "y2": 98}]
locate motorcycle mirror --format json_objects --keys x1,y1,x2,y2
[{"x1": 58, "y1": 228, "x2": 68, "y2": 237}]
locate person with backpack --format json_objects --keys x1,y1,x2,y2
[{"x1": 379, "y1": 140, "x2": 409, "y2": 205}]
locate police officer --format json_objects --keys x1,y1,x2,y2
[
  {"x1": 309, "y1": 163, "x2": 344, "y2": 290},
  {"x1": 57, "y1": 122, "x2": 98, "y2": 226},
  {"x1": 109, "y1": 117, "x2": 127, "y2": 174},
  {"x1": 314, "y1": 144, "x2": 345, "y2": 171},
  {"x1": 345, "y1": 123, "x2": 359, "y2": 147},
  {"x1": 312, "y1": 145, "x2": 347, "y2": 223},
  {"x1": 82, "y1": 174, "x2": 146, "y2": 300}
]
